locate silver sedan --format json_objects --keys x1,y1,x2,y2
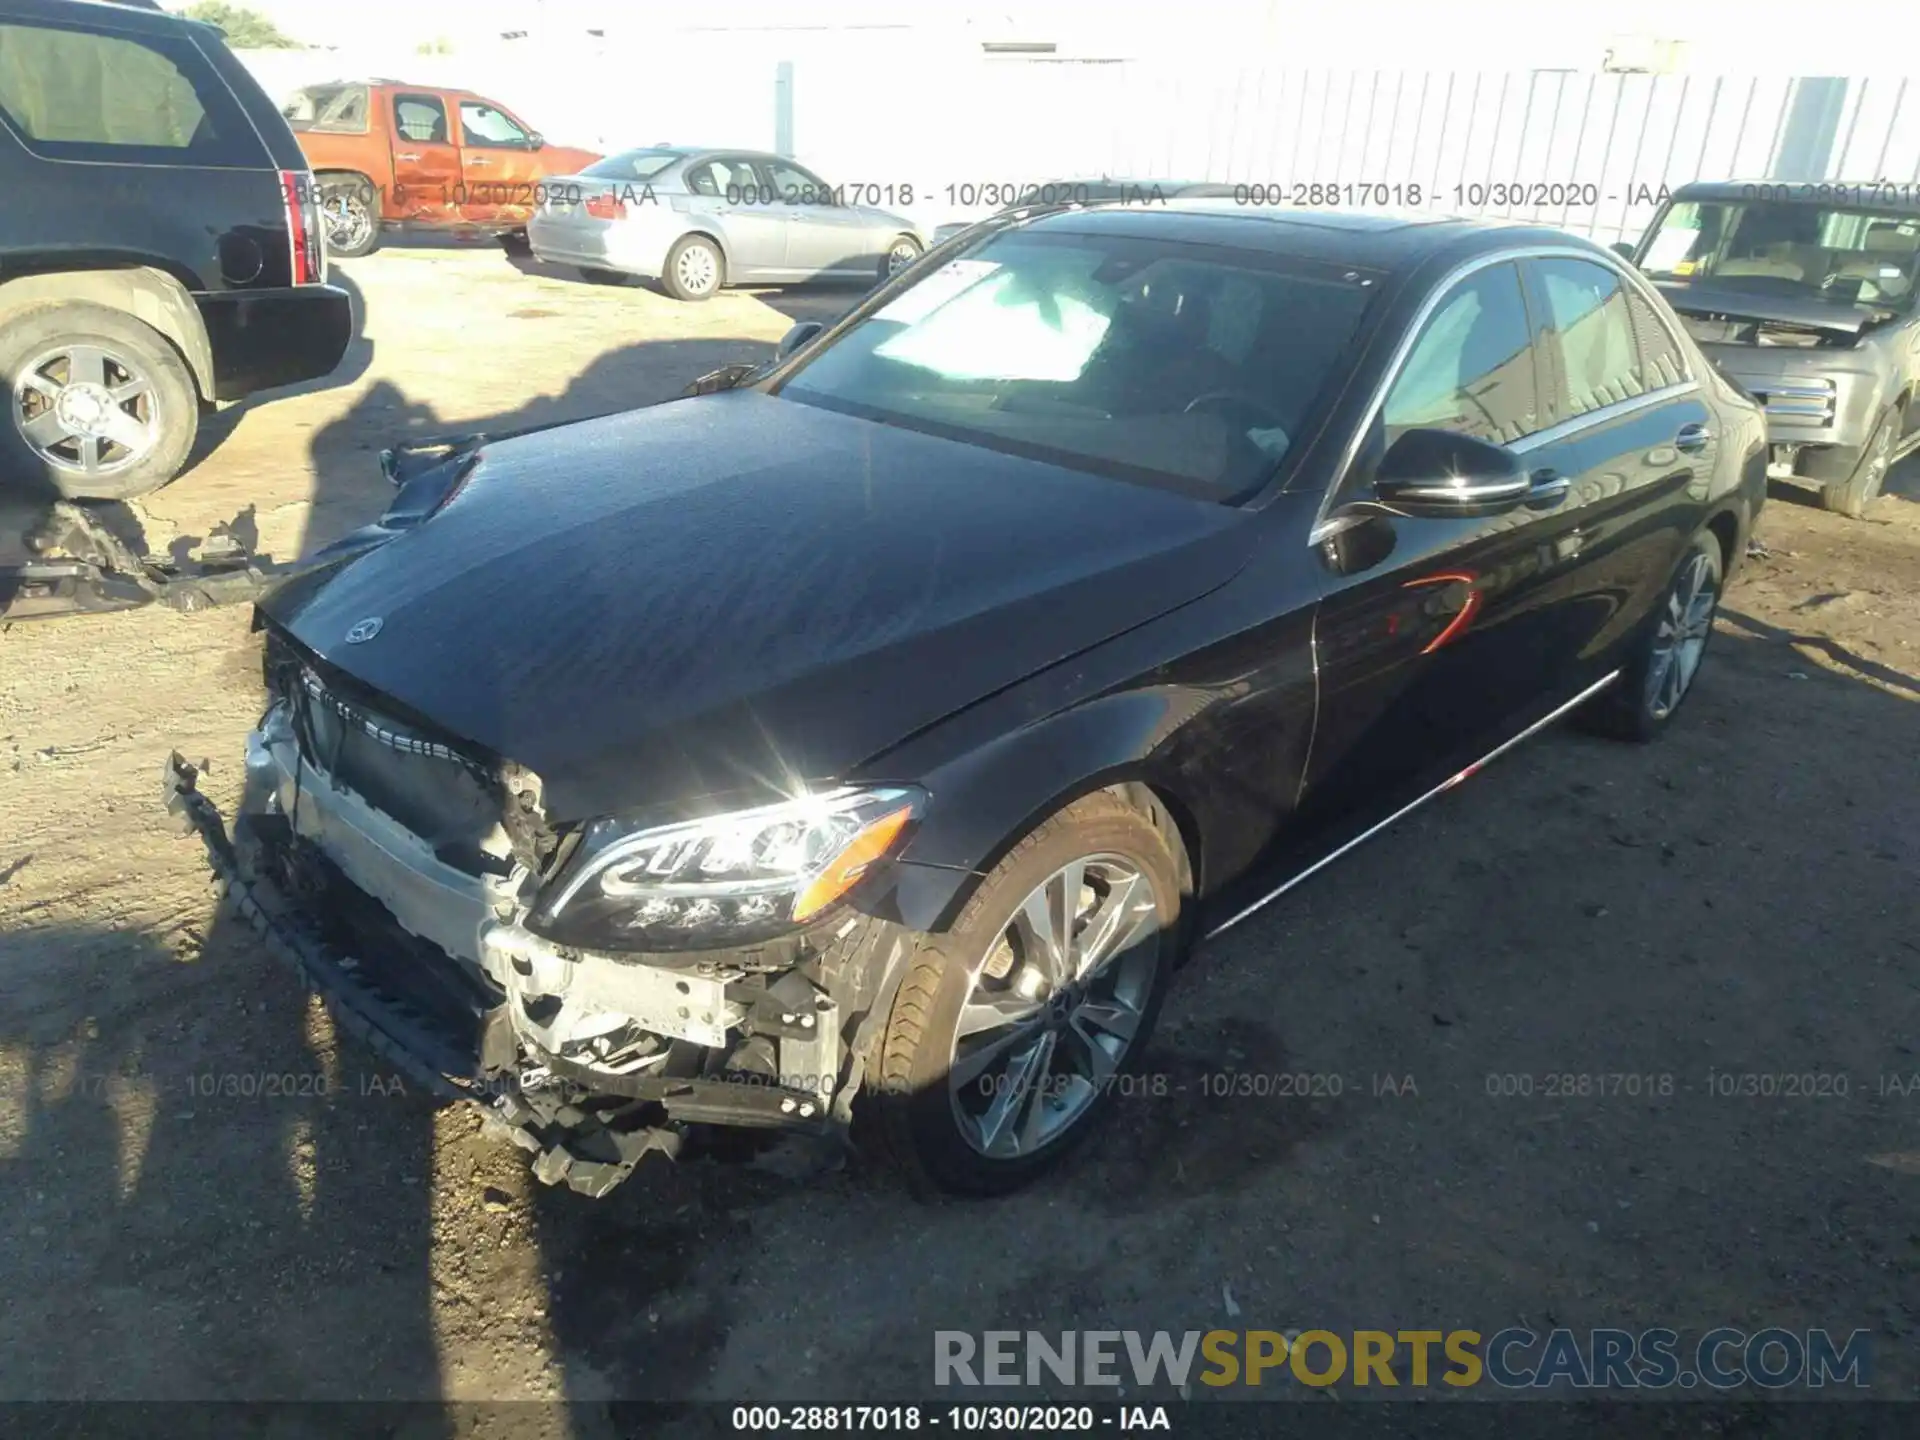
[{"x1": 526, "y1": 147, "x2": 929, "y2": 301}]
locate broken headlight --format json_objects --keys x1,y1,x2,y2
[{"x1": 530, "y1": 787, "x2": 923, "y2": 951}]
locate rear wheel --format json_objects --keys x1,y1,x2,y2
[
  {"x1": 1820, "y1": 408, "x2": 1896, "y2": 518},
  {"x1": 1, "y1": 303, "x2": 198, "y2": 501},
  {"x1": 870, "y1": 791, "x2": 1182, "y2": 1195},
  {"x1": 879, "y1": 235, "x2": 923, "y2": 281},
  {"x1": 318, "y1": 175, "x2": 381, "y2": 258},
  {"x1": 663, "y1": 235, "x2": 723, "y2": 301},
  {"x1": 1577, "y1": 530, "x2": 1723, "y2": 742}
]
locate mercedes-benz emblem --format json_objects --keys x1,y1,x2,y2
[{"x1": 344, "y1": 616, "x2": 384, "y2": 644}]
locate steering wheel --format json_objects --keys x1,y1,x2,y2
[{"x1": 1183, "y1": 391, "x2": 1286, "y2": 429}]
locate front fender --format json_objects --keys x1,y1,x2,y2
[{"x1": 859, "y1": 687, "x2": 1204, "y2": 935}]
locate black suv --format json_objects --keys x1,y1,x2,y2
[{"x1": 0, "y1": 0, "x2": 351, "y2": 500}]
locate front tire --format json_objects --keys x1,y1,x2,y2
[
  {"x1": 0, "y1": 303, "x2": 198, "y2": 501},
  {"x1": 870, "y1": 791, "x2": 1183, "y2": 1196},
  {"x1": 663, "y1": 235, "x2": 724, "y2": 301},
  {"x1": 1578, "y1": 530, "x2": 1723, "y2": 742},
  {"x1": 1820, "y1": 408, "x2": 1896, "y2": 518},
  {"x1": 319, "y1": 175, "x2": 381, "y2": 258}
]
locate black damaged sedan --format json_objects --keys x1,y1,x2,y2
[{"x1": 166, "y1": 203, "x2": 1766, "y2": 1198}]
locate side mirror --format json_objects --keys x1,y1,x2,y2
[
  {"x1": 1610, "y1": 241, "x2": 1638, "y2": 262},
  {"x1": 778, "y1": 320, "x2": 825, "y2": 359},
  {"x1": 1371, "y1": 427, "x2": 1530, "y2": 518},
  {"x1": 527, "y1": 132, "x2": 546, "y2": 149}
]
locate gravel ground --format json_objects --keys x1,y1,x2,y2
[{"x1": 1, "y1": 246, "x2": 1916, "y2": 1422}]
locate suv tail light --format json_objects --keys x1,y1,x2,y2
[
  {"x1": 280, "y1": 170, "x2": 325, "y2": 284},
  {"x1": 585, "y1": 191, "x2": 628, "y2": 221}
]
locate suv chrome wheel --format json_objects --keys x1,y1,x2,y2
[
  {"x1": 323, "y1": 192, "x2": 374, "y2": 254},
  {"x1": 13, "y1": 344, "x2": 161, "y2": 477}
]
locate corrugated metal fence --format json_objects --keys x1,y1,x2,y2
[{"x1": 238, "y1": 43, "x2": 1920, "y2": 242}]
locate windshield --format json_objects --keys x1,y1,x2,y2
[
  {"x1": 776, "y1": 231, "x2": 1378, "y2": 500},
  {"x1": 1640, "y1": 200, "x2": 1920, "y2": 310},
  {"x1": 582, "y1": 149, "x2": 682, "y2": 181}
]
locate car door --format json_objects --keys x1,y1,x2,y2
[
  {"x1": 1295, "y1": 257, "x2": 1594, "y2": 831},
  {"x1": 454, "y1": 96, "x2": 541, "y2": 226},
  {"x1": 1518, "y1": 255, "x2": 1715, "y2": 685},
  {"x1": 386, "y1": 91, "x2": 461, "y2": 224},
  {"x1": 682, "y1": 156, "x2": 790, "y2": 279},
  {"x1": 757, "y1": 157, "x2": 875, "y2": 276}
]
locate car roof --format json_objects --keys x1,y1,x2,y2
[
  {"x1": 12, "y1": 0, "x2": 191, "y2": 31},
  {"x1": 1672, "y1": 180, "x2": 1920, "y2": 214},
  {"x1": 1015, "y1": 199, "x2": 1606, "y2": 272}
]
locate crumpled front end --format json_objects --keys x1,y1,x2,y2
[{"x1": 162, "y1": 634, "x2": 910, "y2": 1197}]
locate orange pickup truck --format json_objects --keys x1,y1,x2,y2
[{"x1": 281, "y1": 81, "x2": 601, "y2": 257}]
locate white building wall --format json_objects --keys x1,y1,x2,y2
[{"x1": 237, "y1": 12, "x2": 1920, "y2": 248}]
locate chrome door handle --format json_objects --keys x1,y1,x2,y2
[
  {"x1": 467, "y1": 155, "x2": 493, "y2": 166},
  {"x1": 395, "y1": 152, "x2": 421, "y2": 162},
  {"x1": 1675, "y1": 422, "x2": 1712, "y2": 453},
  {"x1": 1526, "y1": 468, "x2": 1571, "y2": 508}
]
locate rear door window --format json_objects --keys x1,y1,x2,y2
[
  {"x1": 393, "y1": 93, "x2": 450, "y2": 145},
  {"x1": 685, "y1": 156, "x2": 761, "y2": 201},
  {"x1": 0, "y1": 18, "x2": 260, "y2": 166},
  {"x1": 1531, "y1": 258, "x2": 1650, "y2": 420}
]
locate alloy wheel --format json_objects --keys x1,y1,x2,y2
[
  {"x1": 1646, "y1": 549, "x2": 1718, "y2": 720},
  {"x1": 12, "y1": 345, "x2": 161, "y2": 477},
  {"x1": 886, "y1": 241, "x2": 920, "y2": 276},
  {"x1": 947, "y1": 854, "x2": 1162, "y2": 1159}
]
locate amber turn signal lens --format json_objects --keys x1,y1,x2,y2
[{"x1": 790, "y1": 805, "x2": 915, "y2": 924}]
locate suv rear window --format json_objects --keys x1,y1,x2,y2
[
  {"x1": 283, "y1": 83, "x2": 370, "y2": 134},
  {"x1": 0, "y1": 19, "x2": 260, "y2": 167}
]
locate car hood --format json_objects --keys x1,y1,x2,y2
[
  {"x1": 1655, "y1": 282, "x2": 1891, "y2": 338},
  {"x1": 262, "y1": 392, "x2": 1255, "y2": 821}
]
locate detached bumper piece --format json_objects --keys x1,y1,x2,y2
[
  {"x1": 2, "y1": 502, "x2": 277, "y2": 622},
  {"x1": 160, "y1": 751, "x2": 686, "y2": 1197}
]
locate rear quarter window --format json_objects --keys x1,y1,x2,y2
[
  {"x1": 283, "y1": 83, "x2": 370, "y2": 135},
  {"x1": 0, "y1": 18, "x2": 263, "y2": 167}
]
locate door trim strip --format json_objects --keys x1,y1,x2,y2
[{"x1": 1204, "y1": 668, "x2": 1622, "y2": 939}]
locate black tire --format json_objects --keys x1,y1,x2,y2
[
  {"x1": 662, "y1": 234, "x2": 724, "y2": 301},
  {"x1": 318, "y1": 175, "x2": 381, "y2": 258},
  {"x1": 1577, "y1": 529, "x2": 1724, "y2": 743},
  {"x1": 869, "y1": 790, "x2": 1183, "y2": 1196},
  {"x1": 498, "y1": 228, "x2": 533, "y2": 258},
  {"x1": 575, "y1": 266, "x2": 637, "y2": 287},
  {"x1": 878, "y1": 234, "x2": 924, "y2": 282},
  {"x1": 1820, "y1": 407, "x2": 1897, "y2": 518},
  {"x1": 0, "y1": 302, "x2": 198, "y2": 501}
]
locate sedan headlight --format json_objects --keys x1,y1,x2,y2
[{"x1": 532, "y1": 787, "x2": 923, "y2": 951}]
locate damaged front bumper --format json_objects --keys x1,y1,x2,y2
[
  {"x1": 2, "y1": 502, "x2": 279, "y2": 622},
  {"x1": 161, "y1": 714, "x2": 905, "y2": 1197}
]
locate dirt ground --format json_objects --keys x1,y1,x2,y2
[{"x1": 1, "y1": 245, "x2": 1917, "y2": 1423}]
